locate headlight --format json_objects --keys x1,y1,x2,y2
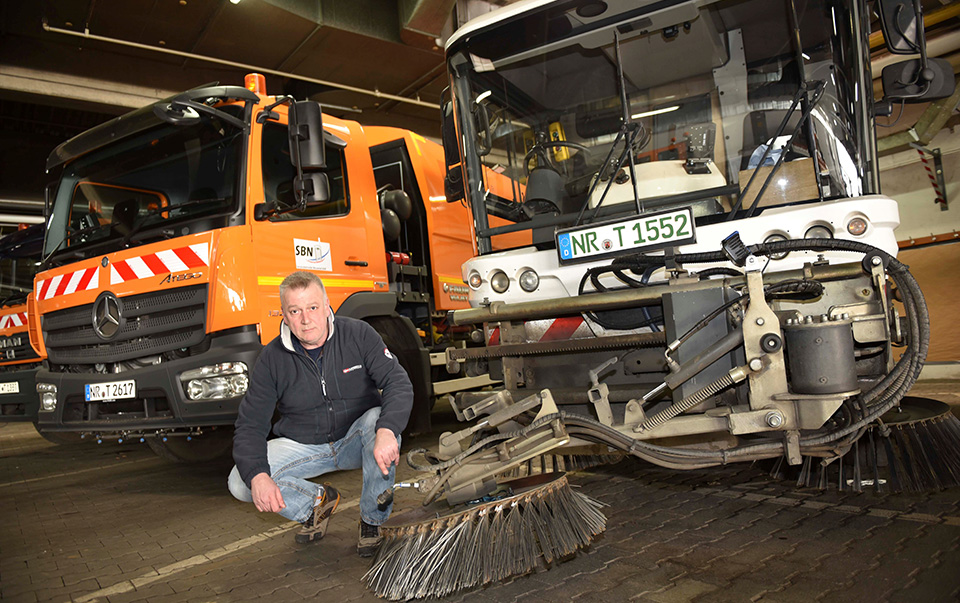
[
  {"x1": 846, "y1": 216, "x2": 868, "y2": 236},
  {"x1": 490, "y1": 270, "x2": 509, "y2": 293},
  {"x1": 518, "y1": 269, "x2": 539, "y2": 292},
  {"x1": 468, "y1": 271, "x2": 482, "y2": 289},
  {"x1": 804, "y1": 225, "x2": 833, "y2": 239},
  {"x1": 37, "y1": 383, "x2": 57, "y2": 412},
  {"x1": 763, "y1": 234, "x2": 789, "y2": 260},
  {"x1": 180, "y1": 362, "x2": 249, "y2": 401},
  {"x1": 186, "y1": 375, "x2": 249, "y2": 401}
]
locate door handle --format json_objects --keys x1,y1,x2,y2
[{"x1": 344, "y1": 260, "x2": 368, "y2": 267}]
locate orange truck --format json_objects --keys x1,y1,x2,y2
[
  {"x1": 29, "y1": 74, "x2": 510, "y2": 461},
  {"x1": 0, "y1": 225, "x2": 44, "y2": 425}
]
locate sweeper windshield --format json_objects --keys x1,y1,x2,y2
[{"x1": 445, "y1": 0, "x2": 878, "y2": 254}]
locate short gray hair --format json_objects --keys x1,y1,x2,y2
[{"x1": 279, "y1": 271, "x2": 327, "y2": 299}]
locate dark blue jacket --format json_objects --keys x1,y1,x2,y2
[{"x1": 233, "y1": 315, "x2": 413, "y2": 487}]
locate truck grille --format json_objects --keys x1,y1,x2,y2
[
  {"x1": 0, "y1": 332, "x2": 39, "y2": 365},
  {"x1": 43, "y1": 285, "x2": 207, "y2": 365}
]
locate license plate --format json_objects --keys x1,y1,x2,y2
[
  {"x1": 0, "y1": 381, "x2": 18, "y2": 395},
  {"x1": 85, "y1": 380, "x2": 136, "y2": 402},
  {"x1": 556, "y1": 207, "x2": 696, "y2": 264}
]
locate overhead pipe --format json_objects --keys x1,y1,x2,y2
[{"x1": 41, "y1": 21, "x2": 441, "y2": 111}]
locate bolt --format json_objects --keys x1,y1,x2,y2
[
  {"x1": 819, "y1": 377, "x2": 828, "y2": 384},
  {"x1": 871, "y1": 256, "x2": 882, "y2": 266},
  {"x1": 756, "y1": 317, "x2": 765, "y2": 326},
  {"x1": 841, "y1": 313, "x2": 850, "y2": 320},
  {"x1": 804, "y1": 315, "x2": 814, "y2": 324},
  {"x1": 765, "y1": 412, "x2": 784, "y2": 428},
  {"x1": 749, "y1": 358, "x2": 764, "y2": 371},
  {"x1": 820, "y1": 314, "x2": 829, "y2": 322}
]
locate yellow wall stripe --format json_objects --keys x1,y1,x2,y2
[{"x1": 258, "y1": 276, "x2": 375, "y2": 289}]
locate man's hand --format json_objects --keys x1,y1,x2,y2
[
  {"x1": 250, "y1": 473, "x2": 285, "y2": 513},
  {"x1": 373, "y1": 428, "x2": 399, "y2": 476}
]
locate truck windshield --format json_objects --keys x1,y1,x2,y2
[
  {"x1": 44, "y1": 105, "x2": 245, "y2": 259},
  {"x1": 447, "y1": 0, "x2": 875, "y2": 252},
  {"x1": 0, "y1": 256, "x2": 37, "y2": 306}
]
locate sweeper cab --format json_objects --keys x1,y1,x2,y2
[{"x1": 365, "y1": 1, "x2": 959, "y2": 598}]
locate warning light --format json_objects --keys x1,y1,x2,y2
[{"x1": 244, "y1": 73, "x2": 266, "y2": 95}]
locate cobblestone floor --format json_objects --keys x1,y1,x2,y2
[{"x1": 1, "y1": 381, "x2": 958, "y2": 603}]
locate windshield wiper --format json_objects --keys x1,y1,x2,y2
[
  {"x1": 726, "y1": 79, "x2": 827, "y2": 220},
  {"x1": 40, "y1": 222, "x2": 114, "y2": 269},
  {"x1": 121, "y1": 197, "x2": 230, "y2": 244},
  {"x1": 0, "y1": 292, "x2": 28, "y2": 308}
]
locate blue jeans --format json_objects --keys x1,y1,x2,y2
[{"x1": 227, "y1": 407, "x2": 398, "y2": 526}]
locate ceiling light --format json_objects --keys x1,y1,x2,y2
[
  {"x1": 631, "y1": 105, "x2": 680, "y2": 120},
  {"x1": 230, "y1": 0, "x2": 242, "y2": 4}
]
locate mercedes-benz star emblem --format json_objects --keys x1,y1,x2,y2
[{"x1": 92, "y1": 292, "x2": 124, "y2": 340}]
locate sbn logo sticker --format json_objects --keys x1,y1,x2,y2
[{"x1": 294, "y1": 238, "x2": 332, "y2": 272}]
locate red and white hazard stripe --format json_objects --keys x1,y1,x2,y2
[
  {"x1": 0, "y1": 312, "x2": 27, "y2": 330},
  {"x1": 36, "y1": 267, "x2": 100, "y2": 301},
  {"x1": 488, "y1": 316, "x2": 587, "y2": 345},
  {"x1": 110, "y1": 243, "x2": 209, "y2": 285}
]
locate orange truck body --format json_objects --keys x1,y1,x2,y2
[
  {"x1": 0, "y1": 300, "x2": 42, "y2": 420},
  {"x1": 29, "y1": 77, "x2": 526, "y2": 441},
  {"x1": 0, "y1": 224, "x2": 45, "y2": 422}
]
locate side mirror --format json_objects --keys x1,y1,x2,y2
[
  {"x1": 288, "y1": 101, "x2": 325, "y2": 170},
  {"x1": 877, "y1": 0, "x2": 920, "y2": 55},
  {"x1": 293, "y1": 172, "x2": 330, "y2": 206},
  {"x1": 441, "y1": 98, "x2": 465, "y2": 203},
  {"x1": 881, "y1": 57, "x2": 955, "y2": 103}
]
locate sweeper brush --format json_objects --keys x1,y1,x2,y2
[
  {"x1": 363, "y1": 473, "x2": 605, "y2": 600},
  {"x1": 770, "y1": 396, "x2": 960, "y2": 493}
]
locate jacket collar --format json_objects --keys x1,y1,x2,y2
[{"x1": 279, "y1": 310, "x2": 336, "y2": 353}]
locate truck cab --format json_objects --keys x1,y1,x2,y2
[
  {"x1": 0, "y1": 225, "x2": 44, "y2": 423},
  {"x1": 30, "y1": 75, "x2": 480, "y2": 459}
]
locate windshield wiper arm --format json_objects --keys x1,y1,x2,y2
[
  {"x1": 40, "y1": 222, "x2": 114, "y2": 269},
  {"x1": 121, "y1": 197, "x2": 229, "y2": 244},
  {"x1": 727, "y1": 79, "x2": 827, "y2": 220}
]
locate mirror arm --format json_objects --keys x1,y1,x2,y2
[
  {"x1": 256, "y1": 95, "x2": 295, "y2": 124},
  {"x1": 169, "y1": 98, "x2": 249, "y2": 131}
]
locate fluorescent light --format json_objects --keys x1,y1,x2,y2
[
  {"x1": 475, "y1": 90, "x2": 492, "y2": 103},
  {"x1": 802, "y1": 52, "x2": 810, "y2": 60},
  {"x1": 230, "y1": 0, "x2": 241, "y2": 4},
  {"x1": 631, "y1": 105, "x2": 680, "y2": 119}
]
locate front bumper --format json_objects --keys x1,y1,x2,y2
[
  {"x1": 0, "y1": 365, "x2": 41, "y2": 422},
  {"x1": 36, "y1": 327, "x2": 262, "y2": 433}
]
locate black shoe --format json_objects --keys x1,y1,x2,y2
[
  {"x1": 295, "y1": 484, "x2": 340, "y2": 544},
  {"x1": 358, "y1": 519, "x2": 383, "y2": 557}
]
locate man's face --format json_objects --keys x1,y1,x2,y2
[{"x1": 280, "y1": 282, "x2": 330, "y2": 349}]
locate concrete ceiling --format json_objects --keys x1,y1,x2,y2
[{"x1": 0, "y1": 0, "x2": 479, "y2": 219}]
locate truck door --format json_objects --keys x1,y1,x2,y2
[{"x1": 251, "y1": 120, "x2": 381, "y2": 341}]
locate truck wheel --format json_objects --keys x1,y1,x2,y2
[
  {"x1": 367, "y1": 316, "x2": 433, "y2": 435},
  {"x1": 32, "y1": 423, "x2": 83, "y2": 445},
  {"x1": 146, "y1": 427, "x2": 234, "y2": 463}
]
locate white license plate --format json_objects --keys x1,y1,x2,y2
[
  {"x1": 556, "y1": 207, "x2": 696, "y2": 264},
  {"x1": 0, "y1": 381, "x2": 19, "y2": 395},
  {"x1": 85, "y1": 380, "x2": 136, "y2": 402}
]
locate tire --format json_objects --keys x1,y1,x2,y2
[
  {"x1": 145, "y1": 427, "x2": 234, "y2": 463},
  {"x1": 367, "y1": 316, "x2": 433, "y2": 435}
]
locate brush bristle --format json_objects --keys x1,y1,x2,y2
[
  {"x1": 363, "y1": 474, "x2": 606, "y2": 600},
  {"x1": 768, "y1": 408, "x2": 960, "y2": 493}
]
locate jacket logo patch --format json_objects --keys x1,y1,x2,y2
[
  {"x1": 384, "y1": 347, "x2": 393, "y2": 359},
  {"x1": 343, "y1": 364, "x2": 362, "y2": 374}
]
